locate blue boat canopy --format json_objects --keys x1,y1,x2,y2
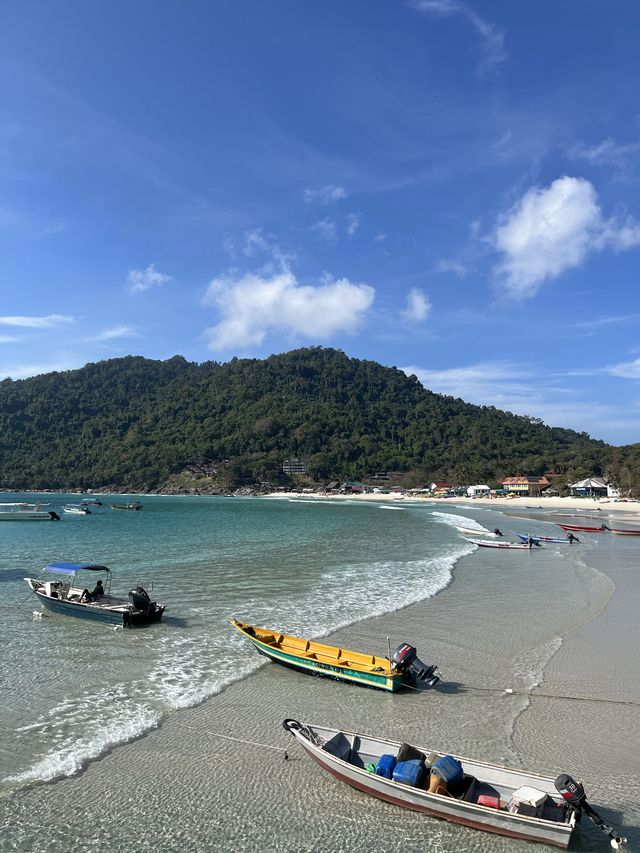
[{"x1": 44, "y1": 562, "x2": 110, "y2": 574}]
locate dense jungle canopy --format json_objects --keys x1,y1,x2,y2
[{"x1": 0, "y1": 348, "x2": 637, "y2": 493}]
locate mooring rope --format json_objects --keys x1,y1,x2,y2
[{"x1": 175, "y1": 722, "x2": 290, "y2": 755}]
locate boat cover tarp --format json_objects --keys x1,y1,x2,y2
[{"x1": 44, "y1": 562, "x2": 110, "y2": 574}]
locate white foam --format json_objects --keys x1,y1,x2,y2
[
  {"x1": 431, "y1": 510, "x2": 487, "y2": 531},
  {"x1": 4, "y1": 702, "x2": 160, "y2": 785}
]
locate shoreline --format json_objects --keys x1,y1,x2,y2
[
  {"x1": 2, "y1": 495, "x2": 638, "y2": 851},
  {"x1": 265, "y1": 490, "x2": 640, "y2": 517}
]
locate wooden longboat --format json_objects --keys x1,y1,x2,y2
[
  {"x1": 283, "y1": 721, "x2": 626, "y2": 849},
  {"x1": 230, "y1": 620, "x2": 439, "y2": 692},
  {"x1": 557, "y1": 523, "x2": 609, "y2": 533}
]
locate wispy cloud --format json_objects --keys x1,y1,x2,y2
[
  {"x1": 346, "y1": 213, "x2": 360, "y2": 237},
  {"x1": 0, "y1": 314, "x2": 74, "y2": 328},
  {"x1": 127, "y1": 263, "x2": 173, "y2": 293},
  {"x1": 492, "y1": 176, "x2": 640, "y2": 299},
  {"x1": 93, "y1": 325, "x2": 139, "y2": 342},
  {"x1": 606, "y1": 358, "x2": 640, "y2": 379},
  {"x1": 202, "y1": 269, "x2": 374, "y2": 351},
  {"x1": 304, "y1": 185, "x2": 347, "y2": 205},
  {"x1": 402, "y1": 288, "x2": 432, "y2": 322},
  {"x1": 409, "y1": 0, "x2": 507, "y2": 72},
  {"x1": 570, "y1": 314, "x2": 640, "y2": 332},
  {"x1": 568, "y1": 138, "x2": 640, "y2": 180},
  {"x1": 0, "y1": 358, "x2": 81, "y2": 381},
  {"x1": 312, "y1": 218, "x2": 338, "y2": 243},
  {"x1": 0, "y1": 334, "x2": 22, "y2": 343},
  {"x1": 240, "y1": 228, "x2": 295, "y2": 271},
  {"x1": 435, "y1": 258, "x2": 467, "y2": 277},
  {"x1": 402, "y1": 360, "x2": 633, "y2": 442}
]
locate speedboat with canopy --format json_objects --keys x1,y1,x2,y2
[{"x1": 24, "y1": 562, "x2": 164, "y2": 627}]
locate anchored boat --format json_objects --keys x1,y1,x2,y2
[
  {"x1": 517, "y1": 533, "x2": 578, "y2": 545},
  {"x1": 463, "y1": 538, "x2": 538, "y2": 549},
  {"x1": 283, "y1": 720, "x2": 626, "y2": 849},
  {"x1": 557, "y1": 523, "x2": 609, "y2": 533},
  {"x1": 231, "y1": 620, "x2": 439, "y2": 691},
  {"x1": 24, "y1": 562, "x2": 165, "y2": 627}
]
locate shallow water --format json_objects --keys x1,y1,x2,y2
[{"x1": 1, "y1": 494, "x2": 638, "y2": 852}]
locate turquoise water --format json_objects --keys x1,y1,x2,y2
[{"x1": 0, "y1": 493, "x2": 473, "y2": 790}]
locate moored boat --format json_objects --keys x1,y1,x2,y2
[
  {"x1": 282, "y1": 720, "x2": 627, "y2": 849},
  {"x1": 463, "y1": 538, "x2": 537, "y2": 550},
  {"x1": 24, "y1": 562, "x2": 165, "y2": 627},
  {"x1": 230, "y1": 619, "x2": 439, "y2": 692},
  {"x1": 0, "y1": 505, "x2": 60, "y2": 521},
  {"x1": 63, "y1": 503, "x2": 92, "y2": 515},
  {"x1": 517, "y1": 533, "x2": 577, "y2": 545},
  {"x1": 609, "y1": 527, "x2": 640, "y2": 536},
  {"x1": 557, "y1": 523, "x2": 609, "y2": 533},
  {"x1": 109, "y1": 501, "x2": 143, "y2": 511},
  {"x1": 455, "y1": 526, "x2": 499, "y2": 537}
]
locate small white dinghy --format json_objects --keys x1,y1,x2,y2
[{"x1": 463, "y1": 537, "x2": 538, "y2": 550}]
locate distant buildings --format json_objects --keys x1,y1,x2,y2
[
  {"x1": 467, "y1": 484, "x2": 490, "y2": 497},
  {"x1": 498, "y1": 476, "x2": 550, "y2": 497},
  {"x1": 568, "y1": 477, "x2": 618, "y2": 498},
  {"x1": 282, "y1": 458, "x2": 306, "y2": 474}
]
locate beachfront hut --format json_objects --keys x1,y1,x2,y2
[
  {"x1": 498, "y1": 476, "x2": 550, "y2": 497},
  {"x1": 467, "y1": 485, "x2": 490, "y2": 497},
  {"x1": 568, "y1": 477, "x2": 608, "y2": 497}
]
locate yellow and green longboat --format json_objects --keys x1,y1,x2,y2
[{"x1": 230, "y1": 619, "x2": 439, "y2": 692}]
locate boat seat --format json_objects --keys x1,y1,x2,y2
[
  {"x1": 286, "y1": 637, "x2": 309, "y2": 651},
  {"x1": 259, "y1": 634, "x2": 276, "y2": 644}
]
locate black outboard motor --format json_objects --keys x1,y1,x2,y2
[
  {"x1": 128, "y1": 585, "x2": 152, "y2": 614},
  {"x1": 391, "y1": 643, "x2": 440, "y2": 687},
  {"x1": 555, "y1": 774, "x2": 626, "y2": 848}
]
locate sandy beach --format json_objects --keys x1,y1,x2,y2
[{"x1": 2, "y1": 496, "x2": 639, "y2": 852}]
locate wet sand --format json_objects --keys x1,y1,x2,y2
[{"x1": 2, "y1": 507, "x2": 639, "y2": 852}]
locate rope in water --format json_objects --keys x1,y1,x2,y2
[
  {"x1": 398, "y1": 681, "x2": 640, "y2": 706},
  {"x1": 175, "y1": 722, "x2": 289, "y2": 754}
]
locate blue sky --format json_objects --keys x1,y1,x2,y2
[{"x1": 1, "y1": 1, "x2": 640, "y2": 445}]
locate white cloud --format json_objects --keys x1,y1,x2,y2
[
  {"x1": 569, "y1": 138, "x2": 640, "y2": 176},
  {"x1": 0, "y1": 334, "x2": 21, "y2": 343},
  {"x1": 607, "y1": 358, "x2": 640, "y2": 379},
  {"x1": 312, "y1": 218, "x2": 338, "y2": 243},
  {"x1": 127, "y1": 263, "x2": 173, "y2": 293},
  {"x1": 304, "y1": 185, "x2": 347, "y2": 205},
  {"x1": 93, "y1": 325, "x2": 138, "y2": 342},
  {"x1": 410, "y1": 0, "x2": 507, "y2": 71},
  {"x1": 0, "y1": 358, "x2": 81, "y2": 380},
  {"x1": 403, "y1": 289, "x2": 432, "y2": 322},
  {"x1": 435, "y1": 259, "x2": 467, "y2": 277},
  {"x1": 374, "y1": 232, "x2": 388, "y2": 242},
  {"x1": 203, "y1": 269, "x2": 374, "y2": 351},
  {"x1": 240, "y1": 228, "x2": 295, "y2": 271},
  {"x1": 492, "y1": 176, "x2": 640, "y2": 299},
  {"x1": 0, "y1": 314, "x2": 74, "y2": 328},
  {"x1": 346, "y1": 213, "x2": 360, "y2": 237},
  {"x1": 401, "y1": 360, "x2": 635, "y2": 441}
]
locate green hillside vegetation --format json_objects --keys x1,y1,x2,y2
[{"x1": 0, "y1": 347, "x2": 637, "y2": 493}]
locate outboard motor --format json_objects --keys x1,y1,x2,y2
[
  {"x1": 391, "y1": 643, "x2": 440, "y2": 687},
  {"x1": 128, "y1": 585, "x2": 152, "y2": 613},
  {"x1": 555, "y1": 774, "x2": 626, "y2": 848}
]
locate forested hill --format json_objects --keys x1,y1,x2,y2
[{"x1": 0, "y1": 347, "x2": 635, "y2": 492}]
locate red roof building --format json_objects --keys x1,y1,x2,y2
[{"x1": 499, "y1": 476, "x2": 550, "y2": 497}]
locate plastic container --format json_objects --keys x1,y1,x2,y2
[
  {"x1": 431, "y1": 754, "x2": 463, "y2": 784},
  {"x1": 477, "y1": 794, "x2": 500, "y2": 809},
  {"x1": 392, "y1": 759, "x2": 426, "y2": 787},
  {"x1": 375, "y1": 754, "x2": 396, "y2": 779}
]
